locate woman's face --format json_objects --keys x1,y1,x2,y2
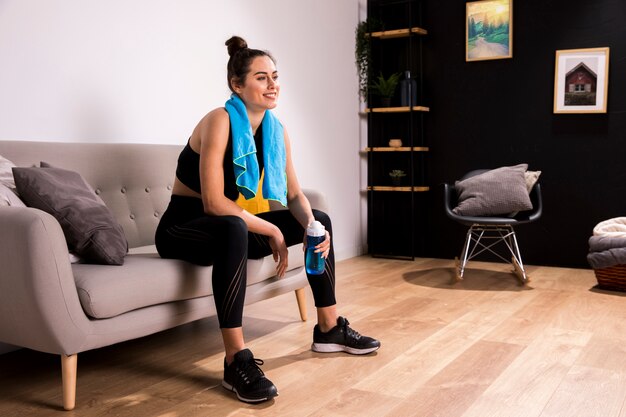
[{"x1": 233, "y1": 56, "x2": 280, "y2": 111}]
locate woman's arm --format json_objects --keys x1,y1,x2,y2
[{"x1": 197, "y1": 109, "x2": 279, "y2": 235}]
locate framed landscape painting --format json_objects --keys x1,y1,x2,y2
[
  {"x1": 466, "y1": 0, "x2": 513, "y2": 62},
  {"x1": 554, "y1": 47, "x2": 610, "y2": 114}
]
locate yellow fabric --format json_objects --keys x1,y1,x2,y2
[{"x1": 236, "y1": 170, "x2": 270, "y2": 214}]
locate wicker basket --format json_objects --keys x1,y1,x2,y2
[{"x1": 594, "y1": 264, "x2": 626, "y2": 292}]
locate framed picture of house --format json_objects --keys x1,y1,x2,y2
[
  {"x1": 466, "y1": 0, "x2": 513, "y2": 62},
  {"x1": 554, "y1": 47, "x2": 610, "y2": 114}
]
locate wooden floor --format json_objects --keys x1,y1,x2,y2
[{"x1": 2, "y1": 256, "x2": 626, "y2": 417}]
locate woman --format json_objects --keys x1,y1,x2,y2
[{"x1": 155, "y1": 36, "x2": 380, "y2": 404}]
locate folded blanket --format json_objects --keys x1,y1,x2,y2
[
  {"x1": 594, "y1": 217, "x2": 626, "y2": 238},
  {"x1": 587, "y1": 246, "x2": 626, "y2": 269},
  {"x1": 588, "y1": 234, "x2": 626, "y2": 269},
  {"x1": 589, "y1": 236, "x2": 626, "y2": 253},
  {"x1": 225, "y1": 94, "x2": 287, "y2": 207}
]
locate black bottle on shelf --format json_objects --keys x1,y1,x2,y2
[{"x1": 400, "y1": 70, "x2": 417, "y2": 107}]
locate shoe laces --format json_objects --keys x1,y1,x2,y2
[
  {"x1": 342, "y1": 319, "x2": 362, "y2": 340},
  {"x1": 237, "y1": 357, "x2": 265, "y2": 385}
]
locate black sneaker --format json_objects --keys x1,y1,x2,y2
[
  {"x1": 311, "y1": 316, "x2": 381, "y2": 355},
  {"x1": 222, "y1": 348, "x2": 278, "y2": 403}
]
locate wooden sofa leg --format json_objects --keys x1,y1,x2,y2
[
  {"x1": 295, "y1": 288, "x2": 307, "y2": 321},
  {"x1": 61, "y1": 354, "x2": 77, "y2": 411}
]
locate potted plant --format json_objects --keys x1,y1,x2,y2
[
  {"x1": 355, "y1": 18, "x2": 383, "y2": 102},
  {"x1": 389, "y1": 169, "x2": 406, "y2": 186},
  {"x1": 371, "y1": 72, "x2": 401, "y2": 107}
]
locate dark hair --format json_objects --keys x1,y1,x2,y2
[{"x1": 225, "y1": 36, "x2": 276, "y2": 93}]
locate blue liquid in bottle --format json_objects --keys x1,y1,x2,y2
[{"x1": 305, "y1": 221, "x2": 326, "y2": 275}]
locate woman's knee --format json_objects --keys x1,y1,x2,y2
[{"x1": 220, "y1": 215, "x2": 248, "y2": 237}]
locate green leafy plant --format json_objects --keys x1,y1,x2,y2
[
  {"x1": 370, "y1": 72, "x2": 401, "y2": 99},
  {"x1": 355, "y1": 20, "x2": 371, "y2": 101},
  {"x1": 389, "y1": 169, "x2": 406, "y2": 178},
  {"x1": 355, "y1": 18, "x2": 383, "y2": 101}
]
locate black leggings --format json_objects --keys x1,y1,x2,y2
[{"x1": 155, "y1": 195, "x2": 336, "y2": 328}]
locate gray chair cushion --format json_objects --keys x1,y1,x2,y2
[
  {"x1": 524, "y1": 170, "x2": 542, "y2": 192},
  {"x1": 453, "y1": 164, "x2": 533, "y2": 216},
  {"x1": 12, "y1": 166, "x2": 128, "y2": 265}
]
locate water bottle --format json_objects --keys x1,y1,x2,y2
[
  {"x1": 400, "y1": 70, "x2": 417, "y2": 107},
  {"x1": 305, "y1": 221, "x2": 326, "y2": 275}
]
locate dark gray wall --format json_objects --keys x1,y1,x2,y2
[{"x1": 423, "y1": 0, "x2": 626, "y2": 268}]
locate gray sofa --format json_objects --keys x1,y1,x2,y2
[{"x1": 0, "y1": 140, "x2": 326, "y2": 410}]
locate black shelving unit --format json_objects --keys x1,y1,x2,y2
[{"x1": 366, "y1": 0, "x2": 428, "y2": 259}]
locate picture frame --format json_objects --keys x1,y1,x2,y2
[
  {"x1": 553, "y1": 47, "x2": 610, "y2": 114},
  {"x1": 466, "y1": 0, "x2": 513, "y2": 62}
]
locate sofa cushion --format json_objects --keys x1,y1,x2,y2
[
  {"x1": 12, "y1": 166, "x2": 128, "y2": 265},
  {"x1": 0, "y1": 154, "x2": 17, "y2": 190},
  {"x1": 453, "y1": 164, "x2": 533, "y2": 217},
  {"x1": 0, "y1": 183, "x2": 26, "y2": 207},
  {"x1": 73, "y1": 244, "x2": 305, "y2": 319},
  {"x1": 0, "y1": 154, "x2": 24, "y2": 207}
]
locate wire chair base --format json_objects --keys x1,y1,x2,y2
[{"x1": 454, "y1": 224, "x2": 530, "y2": 284}]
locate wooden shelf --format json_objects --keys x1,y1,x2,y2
[
  {"x1": 365, "y1": 106, "x2": 430, "y2": 113},
  {"x1": 367, "y1": 186, "x2": 430, "y2": 192},
  {"x1": 365, "y1": 146, "x2": 429, "y2": 152},
  {"x1": 365, "y1": 1, "x2": 428, "y2": 259},
  {"x1": 369, "y1": 27, "x2": 428, "y2": 39}
]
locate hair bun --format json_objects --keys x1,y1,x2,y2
[{"x1": 225, "y1": 36, "x2": 248, "y2": 57}]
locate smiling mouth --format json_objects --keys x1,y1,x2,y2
[{"x1": 264, "y1": 93, "x2": 277, "y2": 99}]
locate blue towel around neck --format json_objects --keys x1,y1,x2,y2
[{"x1": 225, "y1": 94, "x2": 287, "y2": 207}]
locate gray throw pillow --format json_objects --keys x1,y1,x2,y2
[
  {"x1": 453, "y1": 164, "x2": 533, "y2": 217},
  {"x1": 39, "y1": 160, "x2": 108, "y2": 205},
  {"x1": 12, "y1": 166, "x2": 128, "y2": 265}
]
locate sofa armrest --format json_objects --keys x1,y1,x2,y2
[
  {"x1": 0, "y1": 207, "x2": 89, "y2": 354},
  {"x1": 302, "y1": 188, "x2": 329, "y2": 213},
  {"x1": 268, "y1": 189, "x2": 329, "y2": 214}
]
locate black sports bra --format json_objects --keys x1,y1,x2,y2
[{"x1": 175, "y1": 127, "x2": 264, "y2": 201}]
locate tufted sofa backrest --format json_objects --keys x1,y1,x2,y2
[{"x1": 0, "y1": 141, "x2": 181, "y2": 248}]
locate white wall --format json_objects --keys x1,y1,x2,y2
[{"x1": 0, "y1": 0, "x2": 365, "y2": 260}]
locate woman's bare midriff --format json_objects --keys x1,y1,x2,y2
[{"x1": 172, "y1": 177, "x2": 202, "y2": 199}]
